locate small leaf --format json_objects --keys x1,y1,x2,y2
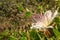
[
  {"x1": 53, "y1": 27, "x2": 60, "y2": 38},
  {"x1": 0, "y1": 29, "x2": 9, "y2": 36},
  {"x1": 8, "y1": 35, "x2": 16, "y2": 40},
  {"x1": 25, "y1": 11, "x2": 31, "y2": 17},
  {"x1": 19, "y1": 37, "x2": 27, "y2": 40},
  {"x1": 25, "y1": 8, "x2": 31, "y2": 18},
  {"x1": 19, "y1": 31, "x2": 26, "y2": 37},
  {"x1": 17, "y1": 3, "x2": 24, "y2": 11},
  {"x1": 0, "y1": 36, "x2": 3, "y2": 39},
  {"x1": 30, "y1": 30, "x2": 40, "y2": 40},
  {"x1": 13, "y1": 31, "x2": 18, "y2": 37}
]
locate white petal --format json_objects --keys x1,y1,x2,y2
[
  {"x1": 52, "y1": 10, "x2": 58, "y2": 19},
  {"x1": 47, "y1": 26, "x2": 53, "y2": 28},
  {"x1": 44, "y1": 10, "x2": 52, "y2": 20}
]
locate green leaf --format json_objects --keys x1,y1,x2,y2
[
  {"x1": 0, "y1": 35, "x2": 3, "y2": 39},
  {"x1": 0, "y1": 29, "x2": 9, "y2": 36},
  {"x1": 13, "y1": 31, "x2": 18, "y2": 37},
  {"x1": 30, "y1": 30, "x2": 40, "y2": 40},
  {"x1": 20, "y1": 31, "x2": 26, "y2": 37},
  {"x1": 17, "y1": 3, "x2": 24, "y2": 11},
  {"x1": 7, "y1": 35, "x2": 16, "y2": 40},
  {"x1": 25, "y1": 11, "x2": 31, "y2": 17},
  {"x1": 53, "y1": 27, "x2": 60, "y2": 38},
  {"x1": 19, "y1": 37, "x2": 27, "y2": 40},
  {"x1": 25, "y1": 8, "x2": 31, "y2": 18},
  {"x1": 58, "y1": 0, "x2": 60, "y2": 7}
]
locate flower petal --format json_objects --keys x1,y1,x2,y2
[
  {"x1": 31, "y1": 14, "x2": 43, "y2": 22},
  {"x1": 52, "y1": 10, "x2": 58, "y2": 19},
  {"x1": 44, "y1": 10, "x2": 52, "y2": 20},
  {"x1": 44, "y1": 10, "x2": 58, "y2": 20}
]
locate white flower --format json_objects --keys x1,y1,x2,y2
[{"x1": 31, "y1": 10, "x2": 58, "y2": 31}]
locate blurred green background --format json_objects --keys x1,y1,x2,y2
[{"x1": 0, "y1": 0, "x2": 60, "y2": 40}]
